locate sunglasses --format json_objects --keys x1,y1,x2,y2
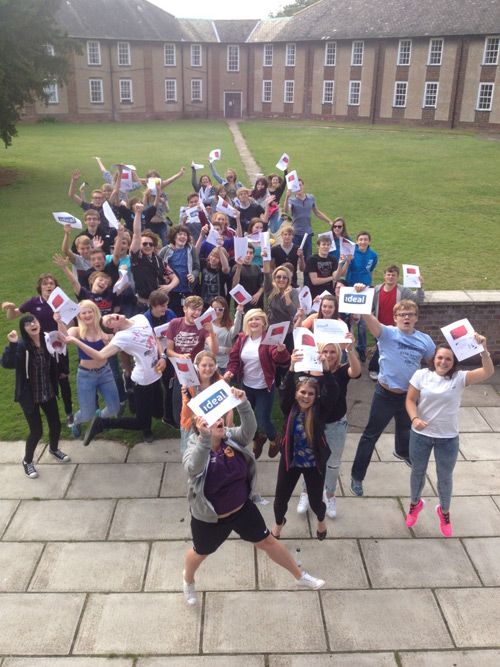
[
  {"x1": 333, "y1": 225, "x2": 343, "y2": 229},
  {"x1": 142, "y1": 241, "x2": 154, "y2": 247}
]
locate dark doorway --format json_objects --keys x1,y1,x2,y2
[{"x1": 224, "y1": 92, "x2": 242, "y2": 118}]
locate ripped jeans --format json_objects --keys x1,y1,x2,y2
[{"x1": 301, "y1": 416, "x2": 348, "y2": 496}]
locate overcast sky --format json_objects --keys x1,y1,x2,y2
[{"x1": 148, "y1": 0, "x2": 289, "y2": 20}]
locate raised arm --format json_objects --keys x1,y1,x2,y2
[
  {"x1": 68, "y1": 169, "x2": 83, "y2": 205},
  {"x1": 62, "y1": 224, "x2": 77, "y2": 263},
  {"x1": 52, "y1": 254, "x2": 82, "y2": 296},
  {"x1": 465, "y1": 336, "x2": 494, "y2": 386},
  {"x1": 208, "y1": 160, "x2": 224, "y2": 184},
  {"x1": 191, "y1": 166, "x2": 200, "y2": 192},
  {"x1": 129, "y1": 202, "x2": 144, "y2": 254},
  {"x1": 161, "y1": 166, "x2": 186, "y2": 188},
  {"x1": 1, "y1": 301, "x2": 21, "y2": 320},
  {"x1": 66, "y1": 336, "x2": 120, "y2": 361},
  {"x1": 361, "y1": 312, "x2": 382, "y2": 338}
]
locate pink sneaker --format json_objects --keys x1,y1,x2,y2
[
  {"x1": 405, "y1": 499, "x2": 425, "y2": 527},
  {"x1": 436, "y1": 505, "x2": 452, "y2": 537}
]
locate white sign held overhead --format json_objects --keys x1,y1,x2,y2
[
  {"x1": 262, "y1": 321, "x2": 289, "y2": 346},
  {"x1": 294, "y1": 346, "x2": 323, "y2": 373},
  {"x1": 338, "y1": 287, "x2": 375, "y2": 315},
  {"x1": 188, "y1": 379, "x2": 242, "y2": 427},
  {"x1": 102, "y1": 201, "x2": 119, "y2": 229},
  {"x1": 314, "y1": 318, "x2": 350, "y2": 344},
  {"x1": 402, "y1": 264, "x2": 421, "y2": 288},
  {"x1": 170, "y1": 356, "x2": 199, "y2": 387},
  {"x1": 298, "y1": 286, "x2": 312, "y2": 314},
  {"x1": 191, "y1": 161, "x2": 205, "y2": 170},
  {"x1": 286, "y1": 170, "x2": 301, "y2": 192},
  {"x1": 209, "y1": 149, "x2": 222, "y2": 162},
  {"x1": 338, "y1": 236, "x2": 356, "y2": 257},
  {"x1": 440, "y1": 318, "x2": 484, "y2": 362},
  {"x1": 293, "y1": 327, "x2": 317, "y2": 349},
  {"x1": 312, "y1": 290, "x2": 333, "y2": 313},
  {"x1": 194, "y1": 307, "x2": 217, "y2": 330},
  {"x1": 276, "y1": 153, "x2": 290, "y2": 171},
  {"x1": 216, "y1": 196, "x2": 237, "y2": 218},
  {"x1": 229, "y1": 284, "x2": 252, "y2": 306},
  {"x1": 52, "y1": 212, "x2": 82, "y2": 229},
  {"x1": 260, "y1": 231, "x2": 271, "y2": 261},
  {"x1": 233, "y1": 236, "x2": 249, "y2": 261},
  {"x1": 47, "y1": 287, "x2": 80, "y2": 325}
]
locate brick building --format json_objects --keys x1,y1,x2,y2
[{"x1": 28, "y1": 0, "x2": 500, "y2": 131}]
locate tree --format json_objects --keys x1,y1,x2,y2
[
  {"x1": 271, "y1": 0, "x2": 320, "y2": 17},
  {"x1": 0, "y1": 0, "x2": 76, "y2": 147}
]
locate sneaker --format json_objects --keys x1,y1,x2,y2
[
  {"x1": 49, "y1": 449, "x2": 71, "y2": 463},
  {"x1": 369, "y1": 371, "x2": 378, "y2": 381},
  {"x1": 436, "y1": 505, "x2": 452, "y2": 538},
  {"x1": 405, "y1": 499, "x2": 425, "y2": 527},
  {"x1": 325, "y1": 495, "x2": 337, "y2": 519},
  {"x1": 71, "y1": 422, "x2": 81, "y2": 438},
  {"x1": 297, "y1": 491, "x2": 309, "y2": 514},
  {"x1": 393, "y1": 450, "x2": 412, "y2": 468},
  {"x1": 268, "y1": 440, "x2": 280, "y2": 458},
  {"x1": 82, "y1": 416, "x2": 104, "y2": 447},
  {"x1": 350, "y1": 477, "x2": 363, "y2": 497},
  {"x1": 66, "y1": 413, "x2": 74, "y2": 428},
  {"x1": 297, "y1": 571, "x2": 325, "y2": 590},
  {"x1": 22, "y1": 460, "x2": 38, "y2": 478},
  {"x1": 143, "y1": 431, "x2": 154, "y2": 444},
  {"x1": 182, "y1": 571, "x2": 198, "y2": 605}
]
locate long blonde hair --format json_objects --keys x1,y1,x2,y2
[
  {"x1": 317, "y1": 342, "x2": 342, "y2": 372},
  {"x1": 77, "y1": 300, "x2": 104, "y2": 340},
  {"x1": 268, "y1": 265, "x2": 293, "y2": 301},
  {"x1": 295, "y1": 377, "x2": 319, "y2": 445}
]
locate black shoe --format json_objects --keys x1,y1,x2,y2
[
  {"x1": 316, "y1": 529, "x2": 327, "y2": 541},
  {"x1": 357, "y1": 349, "x2": 366, "y2": 362},
  {"x1": 22, "y1": 460, "x2": 38, "y2": 478},
  {"x1": 393, "y1": 450, "x2": 412, "y2": 467},
  {"x1": 82, "y1": 416, "x2": 104, "y2": 447},
  {"x1": 143, "y1": 431, "x2": 154, "y2": 443},
  {"x1": 49, "y1": 449, "x2": 71, "y2": 462}
]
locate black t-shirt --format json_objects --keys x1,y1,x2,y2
[
  {"x1": 231, "y1": 264, "x2": 264, "y2": 310},
  {"x1": 305, "y1": 254, "x2": 338, "y2": 298},
  {"x1": 130, "y1": 251, "x2": 165, "y2": 299},
  {"x1": 236, "y1": 203, "x2": 264, "y2": 233},
  {"x1": 272, "y1": 243, "x2": 300, "y2": 287},
  {"x1": 78, "y1": 287, "x2": 116, "y2": 316},
  {"x1": 201, "y1": 267, "x2": 228, "y2": 305},
  {"x1": 71, "y1": 228, "x2": 117, "y2": 255}
]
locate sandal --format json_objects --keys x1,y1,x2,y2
[{"x1": 271, "y1": 517, "x2": 287, "y2": 539}]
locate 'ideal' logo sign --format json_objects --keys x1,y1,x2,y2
[
  {"x1": 200, "y1": 388, "x2": 228, "y2": 414},
  {"x1": 344, "y1": 294, "x2": 367, "y2": 305}
]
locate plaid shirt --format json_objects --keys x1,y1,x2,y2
[{"x1": 29, "y1": 345, "x2": 54, "y2": 404}]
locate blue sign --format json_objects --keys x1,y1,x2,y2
[{"x1": 200, "y1": 388, "x2": 229, "y2": 414}]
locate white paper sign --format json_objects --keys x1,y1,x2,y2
[
  {"x1": 276, "y1": 153, "x2": 290, "y2": 171},
  {"x1": 188, "y1": 379, "x2": 242, "y2": 427},
  {"x1": 260, "y1": 231, "x2": 271, "y2": 261},
  {"x1": 314, "y1": 318, "x2": 350, "y2": 344},
  {"x1": 338, "y1": 287, "x2": 375, "y2": 315},
  {"x1": 402, "y1": 264, "x2": 421, "y2": 288},
  {"x1": 293, "y1": 327, "x2": 317, "y2": 349},
  {"x1": 294, "y1": 346, "x2": 323, "y2": 373},
  {"x1": 206, "y1": 226, "x2": 221, "y2": 247},
  {"x1": 339, "y1": 237, "x2": 356, "y2": 257},
  {"x1": 170, "y1": 356, "x2": 199, "y2": 387},
  {"x1": 47, "y1": 287, "x2": 80, "y2": 325},
  {"x1": 312, "y1": 290, "x2": 333, "y2": 313},
  {"x1": 298, "y1": 286, "x2": 312, "y2": 314},
  {"x1": 113, "y1": 268, "x2": 129, "y2": 294},
  {"x1": 191, "y1": 161, "x2": 204, "y2": 170},
  {"x1": 44, "y1": 331, "x2": 67, "y2": 357},
  {"x1": 153, "y1": 322, "x2": 171, "y2": 350},
  {"x1": 262, "y1": 321, "x2": 289, "y2": 346},
  {"x1": 147, "y1": 177, "x2": 162, "y2": 195},
  {"x1": 113, "y1": 165, "x2": 136, "y2": 192},
  {"x1": 209, "y1": 149, "x2": 222, "y2": 162},
  {"x1": 102, "y1": 201, "x2": 119, "y2": 230},
  {"x1": 440, "y1": 319, "x2": 484, "y2": 362},
  {"x1": 233, "y1": 236, "x2": 249, "y2": 261},
  {"x1": 299, "y1": 233, "x2": 308, "y2": 251},
  {"x1": 52, "y1": 212, "x2": 82, "y2": 229},
  {"x1": 194, "y1": 307, "x2": 217, "y2": 330},
  {"x1": 216, "y1": 196, "x2": 237, "y2": 218},
  {"x1": 229, "y1": 284, "x2": 252, "y2": 306},
  {"x1": 286, "y1": 170, "x2": 301, "y2": 192},
  {"x1": 181, "y1": 205, "x2": 201, "y2": 225}
]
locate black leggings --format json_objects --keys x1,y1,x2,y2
[
  {"x1": 57, "y1": 354, "x2": 73, "y2": 416},
  {"x1": 273, "y1": 454, "x2": 326, "y2": 524},
  {"x1": 22, "y1": 397, "x2": 61, "y2": 463}
]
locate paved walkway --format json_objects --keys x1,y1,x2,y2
[
  {"x1": 227, "y1": 120, "x2": 263, "y2": 183},
  {"x1": 1, "y1": 369, "x2": 500, "y2": 664}
]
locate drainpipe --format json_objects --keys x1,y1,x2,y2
[{"x1": 108, "y1": 42, "x2": 117, "y2": 121}]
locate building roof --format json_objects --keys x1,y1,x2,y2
[
  {"x1": 178, "y1": 19, "x2": 218, "y2": 43},
  {"x1": 214, "y1": 20, "x2": 259, "y2": 43},
  {"x1": 275, "y1": 0, "x2": 500, "y2": 41},
  {"x1": 55, "y1": 0, "x2": 182, "y2": 41},
  {"x1": 246, "y1": 18, "x2": 291, "y2": 43}
]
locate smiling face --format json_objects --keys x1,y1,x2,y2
[
  {"x1": 84, "y1": 213, "x2": 100, "y2": 234},
  {"x1": 78, "y1": 305, "x2": 96, "y2": 326},
  {"x1": 90, "y1": 253, "x2": 106, "y2": 271},
  {"x1": 384, "y1": 270, "x2": 399, "y2": 287},
  {"x1": 433, "y1": 347, "x2": 455, "y2": 376},
  {"x1": 281, "y1": 228, "x2": 294, "y2": 246},
  {"x1": 39, "y1": 278, "x2": 57, "y2": 301},
  {"x1": 200, "y1": 175, "x2": 211, "y2": 187},
  {"x1": 274, "y1": 270, "x2": 289, "y2": 291},
  {"x1": 23, "y1": 317, "x2": 41, "y2": 339},
  {"x1": 357, "y1": 234, "x2": 370, "y2": 251},
  {"x1": 271, "y1": 175, "x2": 280, "y2": 188},
  {"x1": 295, "y1": 382, "x2": 317, "y2": 411},
  {"x1": 197, "y1": 354, "x2": 217, "y2": 381},
  {"x1": 249, "y1": 221, "x2": 263, "y2": 235},
  {"x1": 247, "y1": 315, "x2": 265, "y2": 337},
  {"x1": 183, "y1": 303, "x2": 202, "y2": 325},
  {"x1": 238, "y1": 190, "x2": 250, "y2": 205},
  {"x1": 332, "y1": 220, "x2": 344, "y2": 237},
  {"x1": 322, "y1": 343, "x2": 339, "y2": 370},
  {"x1": 91, "y1": 275, "x2": 110, "y2": 294},
  {"x1": 174, "y1": 230, "x2": 188, "y2": 248},
  {"x1": 141, "y1": 236, "x2": 155, "y2": 256},
  {"x1": 318, "y1": 239, "x2": 331, "y2": 257},
  {"x1": 90, "y1": 191, "x2": 104, "y2": 208},
  {"x1": 320, "y1": 298, "x2": 336, "y2": 318}
]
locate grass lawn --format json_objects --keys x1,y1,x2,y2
[{"x1": 0, "y1": 118, "x2": 498, "y2": 443}]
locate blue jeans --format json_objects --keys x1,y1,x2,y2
[
  {"x1": 351, "y1": 383, "x2": 410, "y2": 481},
  {"x1": 410, "y1": 431, "x2": 459, "y2": 512},
  {"x1": 324, "y1": 417, "x2": 348, "y2": 494},
  {"x1": 75, "y1": 364, "x2": 120, "y2": 425},
  {"x1": 293, "y1": 232, "x2": 313, "y2": 260},
  {"x1": 242, "y1": 384, "x2": 276, "y2": 440},
  {"x1": 268, "y1": 210, "x2": 282, "y2": 234},
  {"x1": 356, "y1": 317, "x2": 367, "y2": 353}
]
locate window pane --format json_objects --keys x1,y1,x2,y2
[
  {"x1": 393, "y1": 82, "x2": 407, "y2": 107},
  {"x1": 325, "y1": 42, "x2": 336, "y2": 66},
  {"x1": 351, "y1": 41, "x2": 363, "y2": 65},
  {"x1": 286, "y1": 44, "x2": 296, "y2": 66},
  {"x1": 191, "y1": 45, "x2": 201, "y2": 67},
  {"x1": 398, "y1": 40, "x2": 411, "y2": 65},
  {"x1": 119, "y1": 79, "x2": 132, "y2": 102},
  {"x1": 349, "y1": 81, "x2": 361, "y2": 105},
  {"x1": 264, "y1": 44, "x2": 273, "y2": 67},
  {"x1": 87, "y1": 41, "x2": 101, "y2": 65},
  {"x1": 428, "y1": 38, "x2": 443, "y2": 65},
  {"x1": 118, "y1": 42, "x2": 130, "y2": 66},
  {"x1": 164, "y1": 44, "x2": 176, "y2": 66},
  {"x1": 191, "y1": 79, "x2": 202, "y2": 101},
  {"x1": 424, "y1": 82, "x2": 438, "y2": 107},
  {"x1": 89, "y1": 79, "x2": 103, "y2": 103},
  {"x1": 322, "y1": 80, "x2": 334, "y2": 104},
  {"x1": 165, "y1": 79, "x2": 177, "y2": 102},
  {"x1": 483, "y1": 37, "x2": 500, "y2": 65},
  {"x1": 262, "y1": 80, "x2": 272, "y2": 103},
  {"x1": 477, "y1": 83, "x2": 494, "y2": 110},
  {"x1": 227, "y1": 45, "x2": 239, "y2": 72},
  {"x1": 284, "y1": 80, "x2": 294, "y2": 103}
]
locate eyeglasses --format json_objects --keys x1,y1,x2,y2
[
  {"x1": 275, "y1": 275, "x2": 288, "y2": 280},
  {"x1": 213, "y1": 307, "x2": 225, "y2": 312},
  {"x1": 142, "y1": 242, "x2": 154, "y2": 247},
  {"x1": 396, "y1": 312, "x2": 417, "y2": 318},
  {"x1": 333, "y1": 225, "x2": 343, "y2": 229}
]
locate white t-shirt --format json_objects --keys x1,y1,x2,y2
[
  {"x1": 409, "y1": 368, "x2": 468, "y2": 438},
  {"x1": 111, "y1": 314, "x2": 160, "y2": 386},
  {"x1": 241, "y1": 336, "x2": 267, "y2": 389}
]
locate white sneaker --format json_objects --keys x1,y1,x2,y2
[
  {"x1": 297, "y1": 491, "x2": 309, "y2": 514},
  {"x1": 369, "y1": 371, "x2": 378, "y2": 381},
  {"x1": 182, "y1": 571, "x2": 197, "y2": 605},
  {"x1": 297, "y1": 571, "x2": 326, "y2": 590},
  {"x1": 325, "y1": 495, "x2": 337, "y2": 519}
]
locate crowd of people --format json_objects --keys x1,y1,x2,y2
[{"x1": 1, "y1": 156, "x2": 494, "y2": 603}]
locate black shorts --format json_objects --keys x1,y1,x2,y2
[{"x1": 191, "y1": 499, "x2": 270, "y2": 555}]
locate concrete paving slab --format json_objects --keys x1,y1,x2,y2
[
  {"x1": 4, "y1": 660, "x2": 133, "y2": 667},
  {"x1": 360, "y1": 538, "x2": 480, "y2": 588},
  {"x1": 127, "y1": 438, "x2": 182, "y2": 463},
  {"x1": 254, "y1": 461, "x2": 283, "y2": 496},
  {"x1": 0, "y1": 463, "x2": 75, "y2": 499},
  {"x1": 0, "y1": 542, "x2": 44, "y2": 591},
  {"x1": 258, "y1": 539, "x2": 368, "y2": 590},
  {"x1": 138, "y1": 657, "x2": 264, "y2": 667},
  {"x1": 270, "y1": 655, "x2": 397, "y2": 666},
  {"x1": 408, "y1": 496, "x2": 500, "y2": 537},
  {"x1": 145, "y1": 540, "x2": 255, "y2": 591},
  {"x1": 436, "y1": 588, "x2": 500, "y2": 647},
  {"x1": 0, "y1": 592, "x2": 84, "y2": 654},
  {"x1": 39, "y1": 439, "x2": 128, "y2": 464},
  {"x1": 322, "y1": 589, "x2": 453, "y2": 651},
  {"x1": 461, "y1": 383, "x2": 500, "y2": 407},
  {"x1": 0, "y1": 441, "x2": 44, "y2": 464},
  {"x1": 463, "y1": 537, "x2": 500, "y2": 585},
  {"x1": 459, "y1": 433, "x2": 500, "y2": 460},
  {"x1": 4, "y1": 499, "x2": 115, "y2": 541},
  {"x1": 494, "y1": 495, "x2": 500, "y2": 511},
  {"x1": 74, "y1": 593, "x2": 201, "y2": 654},
  {"x1": 203, "y1": 591, "x2": 327, "y2": 653},
  {"x1": 109, "y1": 498, "x2": 190, "y2": 540},
  {"x1": 427, "y1": 460, "x2": 500, "y2": 495},
  {"x1": 327, "y1": 497, "x2": 410, "y2": 538},
  {"x1": 339, "y1": 462, "x2": 434, "y2": 497},
  {"x1": 458, "y1": 407, "x2": 492, "y2": 432},
  {"x1": 0, "y1": 499, "x2": 19, "y2": 536},
  {"x1": 29, "y1": 541, "x2": 149, "y2": 592},
  {"x1": 341, "y1": 432, "x2": 378, "y2": 463},
  {"x1": 399, "y1": 649, "x2": 500, "y2": 666},
  {"x1": 66, "y1": 463, "x2": 163, "y2": 498},
  {"x1": 160, "y1": 462, "x2": 190, "y2": 497},
  {"x1": 257, "y1": 497, "x2": 312, "y2": 538},
  {"x1": 478, "y1": 406, "x2": 500, "y2": 430}
]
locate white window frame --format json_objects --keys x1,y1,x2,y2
[
  {"x1": 476, "y1": 83, "x2": 495, "y2": 111},
  {"x1": 191, "y1": 78, "x2": 203, "y2": 102},
  {"x1": 44, "y1": 81, "x2": 59, "y2": 104},
  {"x1": 284, "y1": 80, "x2": 294, "y2": 103},
  {"x1": 117, "y1": 42, "x2": 131, "y2": 67},
  {"x1": 164, "y1": 43, "x2": 176, "y2": 66},
  {"x1": 119, "y1": 79, "x2": 133, "y2": 103},
  {"x1": 165, "y1": 78, "x2": 177, "y2": 102},
  {"x1": 483, "y1": 36, "x2": 500, "y2": 65},
  {"x1": 428, "y1": 38, "x2": 444, "y2": 66},
  {"x1": 393, "y1": 81, "x2": 408, "y2": 107},
  {"x1": 227, "y1": 44, "x2": 239, "y2": 72},
  {"x1": 397, "y1": 39, "x2": 412, "y2": 66},
  {"x1": 285, "y1": 43, "x2": 296, "y2": 67},
  {"x1": 324, "y1": 41, "x2": 336, "y2": 66},
  {"x1": 89, "y1": 78, "x2": 104, "y2": 104},
  {"x1": 87, "y1": 40, "x2": 101, "y2": 66},
  {"x1": 263, "y1": 44, "x2": 273, "y2": 67},
  {"x1": 262, "y1": 80, "x2": 272, "y2": 103},
  {"x1": 348, "y1": 80, "x2": 361, "y2": 106},
  {"x1": 351, "y1": 40, "x2": 364, "y2": 66},
  {"x1": 191, "y1": 44, "x2": 202, "y2": 67},
  {"x1": 322, "y1": 80, "x2": 334, "y2": 104},
  {"x1": 423, "y1": 82, "x2": 439, "y2": 108}
]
